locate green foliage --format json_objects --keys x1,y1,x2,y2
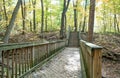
[
  {"x1": 95, "y1": 0, "x2": 120, "y2": 33},
  {"x1": 0, "y1": 0, "x2": 120, "y2": 37}
]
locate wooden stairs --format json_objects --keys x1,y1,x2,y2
[{"x1": 68, "y1": 32, "x2": 79, "y2": 47}]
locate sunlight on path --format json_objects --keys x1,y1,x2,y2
[{"x1": 25, "y1": 48, "x2": 81, "y2": 78}]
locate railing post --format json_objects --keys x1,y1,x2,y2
[
  {"x1": 46, "y1": 44, "x2": 49, "y2": 57},
  {"x1": 80, "y1": 40, "x2": 102, "y2": 78},
  {"x1": 1, "y1": 51, "x2": 4, "y2": 78},
  {"x1": 92, "y1": 49, "x2": 102, "y2": 78},
  {"x1": 31, "y1": 46, "x2": 34, "y2": 68}
]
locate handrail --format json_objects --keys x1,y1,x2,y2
[
  {"x1": 0, "y1": 40, "x2": 64, "y2": 51},
  {"x1": 80, "y1": 40, "x2": 102, "y2": 78},
  {"x1": 0, "y1": 40, "x2": 66, "y2": 78}
]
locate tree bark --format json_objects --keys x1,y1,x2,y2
[
  {"x1": 41, "y1": 0, "x2": 44, "y2": 33},
  {"x1": 114, "y1": 15, "x2": 119, "y2": 33},
  {"x1": 30, "y1": 20, "x2": 32, "y2": 31},
  {"x1": 103, "y1": 4, "x2": 106, "y2": 33},
  {"x1": 21, "y1": 0, "x2": 26, "y2": 34},
  {"x1": 45, "y1": 6, "x2": 48, "y2": 32},
  {"x1": 50, "y1": 10, "x2": 52, "y2": 30},
  {"x1": 3, "y1": 0, "x2": 8, "y2": 27},
  {"x1": 60, "y1": 0, "x2": 70, "y2": 39},
  {"x1": 88, "y1": 0, "x2": 96, "y2": 42},
  {"x1": 82, "y1": 0, "x2": 87, "y2": 32},
  {"x1": 73, "y1": 2, "x2": 77, "y2": 31},
  {"x1": 109, "y1": 10, "x2": 112, "y2": 32},
  {"x1": 114, "y1": 14, "x2": 117, "y2": 33},
  {"x1": 32, "y1": 0, "x2": 36, "y2": 32},
  {"x1": 116, "y1": 20, "x2": 119, "y2": 32},
  {"x1": 60, "y1": 0, "x2": 66, "y2": 39},
  {"x1": 3, "y1": 0, "x2": 22, "y2": 43}
]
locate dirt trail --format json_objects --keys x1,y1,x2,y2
[{"x1": 25, "y1": 48, "x2": 81, "y2": 78}]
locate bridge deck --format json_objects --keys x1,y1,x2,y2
[{"x1": 24, "y1": 48, "x2": 82, "y2": 78}]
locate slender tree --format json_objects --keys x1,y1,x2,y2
[
  {"x1": 29, "y1": 0, "x2": 33, "y2": 32},
  {"x1": 30, "y1": 20, "x2": 32, "y2": 31},
  {"x1": 82, "y1": 0, "x2": 87, "y2": 32},
  {"x1": 45, "y1": 6, "x2": 48, "y2": 32},
  {"x1": 40, "y1": 0, "x2": 44, "y2": 33},
  {"x1": 3, "y1": 0, "x2": 22, "y2": 43},
  {"x1": 103, "y1": 3, "x2": 106, "y2": 33},
  {"x1": 50, "y1": 10, "x2": 52, "y2": 30},
  {"x1": 21, "y1": 0, "x2": 26, "y2": 34},
  {"x1": 73, "y1": 1, "x2": 77, "y2": 31},
  {"x1": 32, "y1": 0, "x2": 36, "y2": 32},
  {"x1": 60, "y1": 0, "x2": 70, "y2": 39},
  {"x1": 3, "y1": 0, "x2": 8, "y2": 27}
]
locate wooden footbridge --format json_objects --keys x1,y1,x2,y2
[{"x1": 0, "y1": 32, "x2": 102, "y2": 78}]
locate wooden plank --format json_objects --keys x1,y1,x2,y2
[
  {"x1": 1, "y1": 51, "x2": 4, "y2": 78},
  {"x1": 93, "y1": 49, "x2": 102, "y2": 78},
  {"x1": 80, "y1": 39, "x2": 102, "y2": 78}
]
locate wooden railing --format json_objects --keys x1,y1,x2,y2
[
  {"x1": 0, "y1": 40, "x2": 66, "y2": 78},
  {"x1": 80, "y1": 40, "x2": 102, "y2": 78}
]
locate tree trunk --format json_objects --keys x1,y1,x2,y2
[
  {"x1": 3, "y1": 0, "x2": 8, "y2": 27},
  {"x1": 73, "y1": 3, "x2": 77, "y2": 31},
  {"x1": 3, "y1": 0, "x2": 22, "y2": 43},
  {"x1": 88, "y1": 0, "x2": 96, "y2": 42},
  {"x1": 114, "y1": 14, "x2": 117, "y2": 33},
  {"x1": 21, "y1": 0, "x2": 26, "y2": 34},
  {"x1": 50, "y1": 10, "x2": 52, "y2": 30},
  {"x1": 45, "y1": 6, "x2": 48, "y2": 32},
  {"x1": 103, "y1": 3, "x2": 106, "y2": 33},
  {"x1": 113, "y1": 14, "x2": 119, "y2": 33},
  {"x1": 41, "y1": 0, "x2": 44, "y2": 33},
  {"x1": 30, "y1": 20, "x2": 32, "y2": 31},
  {"x1": 82, "y1": 0, "x2": 87, "y2": 32},
  {"x1": 116, "y1": 20, "x2": 120, "y2": 32},
  {"x1": 65, "y1": 14, "x2": 67, "y2": 35},
  {"x1": 60, "y1": 0, "x2": 66, "y2": 39},
  {"x1": 109, "y1": 10, "x2": 112, "y2": 32},
  {"x1": 60, "y1": 12, "x2": 65, "y2": 39},
  {"x1": 33, "y1": 7, "x2": 36, "y2": 32},
  {"x1": 32, "y1": 0, "x2": 36, "y2": 32},
  {"x1": 60, "y1": 0, "x2": 70, "y2": 39}
]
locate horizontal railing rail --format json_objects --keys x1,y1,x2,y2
[
  {"x1": 80, "y1": 40, "x2": 102, "y2": 78},
  {"x1": 0, "y1": 40, "x2": 66, "y2": 78}
]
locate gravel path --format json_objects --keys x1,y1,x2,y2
[{"x1": 25, "y1": 48, "x2": 81, "y2": 78}]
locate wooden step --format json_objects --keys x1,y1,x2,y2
[{"x1": 68, "y1": 32, "x2": 79, "y2": 47}]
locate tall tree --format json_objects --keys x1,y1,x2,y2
[
  {"x1": 45, "y1": 5, "x2": 48, "y2": 32},
  {"x1": 82, "y1": 0, "x2": 87, "y2": 32},
  {"x1": 21, "y1": 0, "x2": 26, "y2": 34},
  {"x1": 32, "y1": 0, "x2": 36, "y2": 32},
  {"x1": 40, "y1": 0, "x2": 44, "y2": 33},
  {"x1": 73, "y1": 1, "x2": 78, "y2": 31},
  {"x1": 50, "y1": 9, "x2": 52, "y2": 30},
  {"x1": 88, "y1": 0, "x2": 96, "y2": 42},
  {"x1": 3, "y1": 0, "x2": 8, "y2": 27},
  {"x1": 3, "y1": 0, "x2": 22, "y2": 43},
  {"x1": 60, "y1": 0, "x2": 70, "y2": 39},
  {"x1": 102, "y1": 3, "x2": 107, "y2": 33}
]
